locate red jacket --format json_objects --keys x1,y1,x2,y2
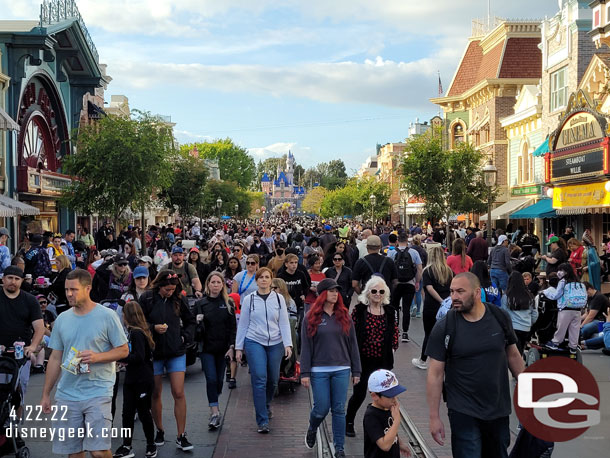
[{"x1": 467, "y1": 237, "x2": 489, "y2": 263}]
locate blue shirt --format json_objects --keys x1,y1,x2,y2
[{"x1": 49, "y1": 304, "x2": 127, "y2": 401}]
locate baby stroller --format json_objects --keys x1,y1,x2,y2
[
  {"x1": 277, "y1": 312, "x2": 301, "y2": 394},
  {"x1": 525, "y1": 292, "x2": 582, "y2": 366},
  {"x1": 0, "y1": 355, "x2": 30, "y2": 458}
]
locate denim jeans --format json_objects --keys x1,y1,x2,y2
[
  {"x1": 448, "y1": 409, "x2": 510, "y2": 458},
  {"x1": 580, "y1": 320, "x2": 601, "y2": 340},
  {"x1": 490, "y1": 269, "x2": 509, "y2": 292},
  {"x1": 309, "y1": 369, "x2": 350, "y2": 452},
  {"x1": 200, "y1": 352, "x2": 226, "y2": 407},
  {"x1": 411, "y1": 288, "x2": 422, "y2": 314},
  {"x1": 244, "y1": 338, "x2": 284, "y2": 426}
]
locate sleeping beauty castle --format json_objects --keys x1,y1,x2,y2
[{"x1": 260, "y1": 151, "x2": 309, "y2": 212}]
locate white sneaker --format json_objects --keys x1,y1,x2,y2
[{"x1": 411, "y1": 358, "x2": 428, "y2": 370}]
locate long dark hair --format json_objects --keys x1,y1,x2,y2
[
  {"x1": 505, "y1": 271, "x2": 533, "y2": 311},
  {"x1": 557, "y1": 262, "x2": 579, "y2": 284},
  {"x1": 150, "y1": 270, "x2": 183, "y2": 316},
  {"x1": 470, "y1": 260, "x2": 491, "y2": 288},
  {"x1": 123, "y1": 301, "x2": 155, "y2": 350}
]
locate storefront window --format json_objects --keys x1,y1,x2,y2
[
  {"x1": 551, "y1": 67, "x2": 567, "y2": 112},
  {"x1": 452, "y1": 123, "x2": 464, "y2": 148}
]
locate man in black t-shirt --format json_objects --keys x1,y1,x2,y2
[
  {"x1": 277, "y1": 254, "x2": 310, "y2": 310},
  {"x1": 352, "y1": 236, "x2": 397, "y2": 295},
  {"x1": 425, "y1": 272, "x2": 523, "y2": 458},
  {"x1": 580, "y1": 282, "x2": 610, "y2": 343},
  {"x1": 0, "y1": 266, "x2": 45, "y2": 415}
]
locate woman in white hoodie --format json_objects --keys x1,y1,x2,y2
[
  {"x1": 235, "y1": 267, "x2": 292, "y2": 434},
  {"x1": 500, "y1": 271, "x2": 538, "y2": 355}
]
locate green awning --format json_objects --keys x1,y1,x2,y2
[
  {"x1": 510, "y1": 199, "x2": 556, "y2": 219},
  {"x1": 532, "y1": 137, "x2": 549, "y2": 157}
]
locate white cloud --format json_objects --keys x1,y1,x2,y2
[
  {"x1": 174, "y1": 130, "x2": 214, "y2": 143},
  {"x1": 107, "y1": 56, "x2": 444, "y2": 109},
  {"x1": 248, "y1": 142, "x2": 312, "y2": 160}
]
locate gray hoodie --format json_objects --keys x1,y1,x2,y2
[{"x1": 235, "y1": 291, "x2": 292, "y2": 349}]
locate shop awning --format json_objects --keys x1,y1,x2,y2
[
  {"x1": 480, "y1": 198, "x2": 532, "y2": 221},
  {"x1": 403, "y1": 203, "x2": 425, "y2": 215},
  {"x1": 555, "y1": 206, "x2": 610, "y2": 215},
  {"x1": 510, "y1": 199, "x2": 557, "y2": 219},
  {"x1": 0, "y1": 194, "x2": 40, "y2": 216},
  {"x1": 0, "y1": 106, "x2": 19, "y2": 131},
  {"x1": 532, "y1": 137, "x2": 549, "y2": 157}
]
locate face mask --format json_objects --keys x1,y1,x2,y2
[{"x1": 557, "y1": 270, "x2": 566, "y2": 279}]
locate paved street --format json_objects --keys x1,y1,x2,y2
[{"x1": 17, "y1": 312, "x2": 610, "y2": 458}]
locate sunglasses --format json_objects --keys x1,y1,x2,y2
[
  {"x1": 333, "y1": 257, "x2": 343, "y2": 261},
  {"x1": 370, "y1": 289, "x2": 385, "y2": 295},
  {"x1": 271, "y1": 286, "x2": 278, "y2": 290},
  {"x1": 39, "y1": 301, "x2": 48, "y2": 305},
  {"x1": 246, "y1": 261, "x2": 258, "y2": 265},
  {"x1": 233, "y1": 248, "x2": 241, "y2": 252}
]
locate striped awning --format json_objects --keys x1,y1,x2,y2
[
  {"x1": 0, "y1": 106, "x2": 19, "y2": 131},
  {"x1": 0, "y1": 194, "x2": 40, "y2": 216},
  {"x1": 555, "y1": 206, "x2": 610, "y2": 215}
]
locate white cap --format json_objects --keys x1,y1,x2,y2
[
  {"x1": 497, "y1": 234, "x2": 508, "y2": 245},
  {"x1": 367, "y1": 369, "x2": 406, "y2": 397}
]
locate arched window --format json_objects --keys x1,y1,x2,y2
[{"x1": 452, "y1": 123, "x2": 464, "y2": 147}]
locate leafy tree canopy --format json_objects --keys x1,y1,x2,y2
[{"x1": 158, "y1": 150, "x2": 208, "y2": 218}]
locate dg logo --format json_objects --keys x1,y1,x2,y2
[{"x1": 514, "y1": 357, "x2": 600, "y2": 442}]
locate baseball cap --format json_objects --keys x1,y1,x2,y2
[
  {"x1": 113, "y1": 253, "x2": 129, "y2": 265},
  {"x1": 133, "y1": 266, "x2": 149, "y2": 279},
  {"x1": 366, "y1": 235, "x2": 382, "y2": 247},
  {"x1": 171, "y1": 246, "x2": 184, "y2": 254},
  {"x1": 3, "y1": 266, "x2": 24, "y2": 278},
  {"x1": 546, "y1": 236, "x2": 560, "y2": 246},
  {"x1": 0, "y1": 227, "x2": 10, "y2": 238},
  {"x1": 497, "y1": 235, "x2": 508, "y2": 245},
  {"x1": 189, "y1": 246, "x2": 200, "y2": 253},
  {"x1": 324, "y1": 224, "x2": 332, "y2": 231},
  {"x1": 316, "y1": 278, "x2": 342, "y2": 295},
  {"x1": 139, "y1": 256, "x2": 153, "y2": 264},
  {"x1": 368, "y1": 369, "x2": 406, "y2": 397}
]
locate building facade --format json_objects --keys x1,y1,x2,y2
[
  {"x1": 260, "y1": 151, "x2": 306, "y2": 211},
  {"x1": 431, "y1": 20, "x2": 543, "y2": 226}
]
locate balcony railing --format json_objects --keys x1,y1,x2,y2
[{"x1": 39, "y1": 0, "x2": 99, "y2": 62}]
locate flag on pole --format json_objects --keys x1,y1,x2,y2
[{"x1": 438, "y1": 71, "x2": 443, "y2": 96}]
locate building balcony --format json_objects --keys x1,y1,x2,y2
[{"x1": 591, "y1": 1, "x2": 610, "y2": 48}]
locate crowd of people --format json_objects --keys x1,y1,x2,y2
[{"x1": 1, "y1": 217, "x2": 608, "y2": 458}]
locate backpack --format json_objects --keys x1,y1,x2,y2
[
  {"x1": 441, "y1": 303, "x2": 513, "y2": 402},
  {"x1": 362, "y1": 256, "x2": 388, "y2": 280},
  {"x1": 394, "y1": 248, "x2": 416, "y2": 283}
]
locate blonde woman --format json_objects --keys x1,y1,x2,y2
[
  {"x1": 194, "y1": 271, "x2": 237, "y2": 430},
  {"x1": 412, "y1": 246, "x2": 453, "y2": 370},
  {"x1": 345, "y1": 276, "x2": 398, "y2": 437}
]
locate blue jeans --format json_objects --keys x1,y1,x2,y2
[
  {"x1": 411, "y1": 287, "x2": 422, "y2": 314},
  {"x1": 580, "y1": 320, "x2": 601, "y2": 340},
  {"x1": 490, "y1": 269, "x2": 509, "y2": 292},
  {"x1": 200, "y1": 352, "x2": 226, "y2": 407},
  {"x1": 309, "y1": 369, "x2": 350, "y2": 452},
  {"x1": 244, "y1": 338, "x2": 284, "y2": 426},
  {"x1": 448, "y1": 409, "x2": 510, "y2": 458}
]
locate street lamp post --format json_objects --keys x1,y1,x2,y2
[
  {"x1": 234, "y1": 204, "x2": 239, "y2": 218},
  {"x1": 483, "y1": 159, "x2": 497, "y2": 247},
  {"x1": 216, "y1": 197, "x2": 222, "y2": 221},
  {"x1": 369, "y1": 194, "x2": 376, "y2": 227},
  {"x1": 400, "y1": 186, "x2": 408, "y2": 227}
]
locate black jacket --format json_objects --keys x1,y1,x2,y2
[
  {"x1": 352, "y1": 302, "x2": 397, "y2": 369},
  {"x1": 119, "y1": 328, "x2": 154, "y2": 385},
  {"x1": 194, "y1": 295, "x2": 237, "y2": 354},
  {"x1": 139, "y1": 290, "x2": 196, "y2": 360},
  {"x1": 325, "y1": 266, "x2": 353, "y2": 306}
]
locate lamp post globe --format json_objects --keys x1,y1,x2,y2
[{"x1": 369, "y1": 194, "x2": 376, "y2": 225}]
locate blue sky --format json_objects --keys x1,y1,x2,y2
[{"x1": 3, "y1": 0, "x2": 562, "y2": 173}]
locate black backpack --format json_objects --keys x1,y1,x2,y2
[{"x1": 394, "y1": 248, "x2": 416, "y2": 283}]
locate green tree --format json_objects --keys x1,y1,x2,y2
[
  {"x1": 61, "y1": 111, "x2": 173, "y2": 229},
  {"x1": 320, "y1": 178, "x2": 390, "y2": 220},
  {"x1": 402, "y1": 128, "x2": 490, "y2": 221},
  {"x1": 200, "y1": 180, "x2": 252, "y2": 218},
  {"x1": 158, "y1": 151, "x2": 208, "y2": 219},
  {"x1": 320, "y1": 159, "x2": 348, "y2": 190},
  {"x1": 181, "y1": 138, "x2": 256, "y2": 188},
  {"x1": 302, "y1": 186, "x2": 328, "y2": 215}
]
